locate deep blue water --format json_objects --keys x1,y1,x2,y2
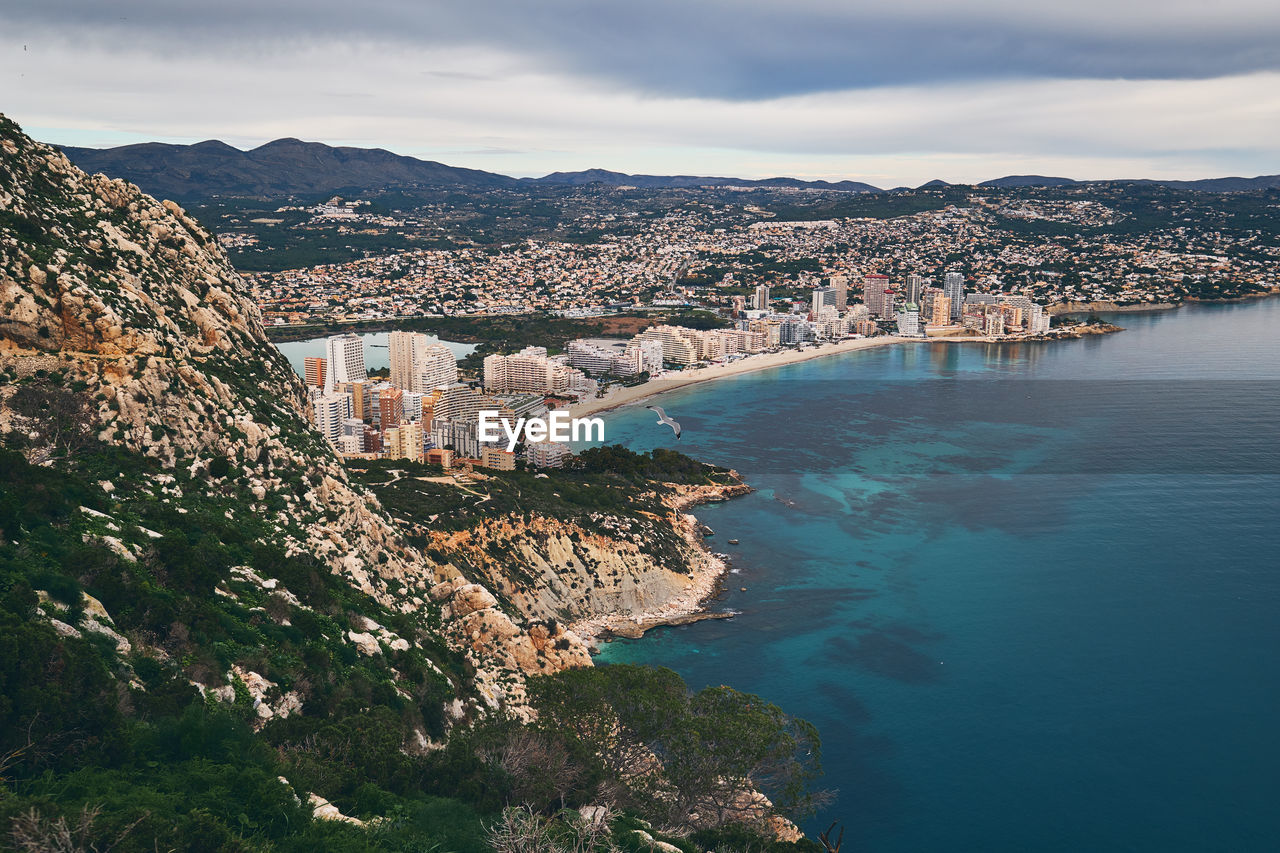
[{"x1": 592, "y1": 300, "x2": 1280, "y2": 852}]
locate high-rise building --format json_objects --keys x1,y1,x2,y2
[
  {"x1": 811, "y1": 287, "x2": 837, "y2": 318},
  {"x1": 376, "y1": 387, "x2": 404, "y2": 430},
  {"x1": 323, "y1": 334, "x2": 366, "y2": 390},
  {"x1": 944, "y1": 271, "x2": 965, "y2": 323},
  {"x1": 752, "y1": 284, "x2": 771, "y2": 311},
  {"x1": 389, "y1": 331, "x2": 459, "y2": 393},
  {"x1": 897, "y1": 304, "x2": 921, "y2": 337},
  {"x1": 388, "y1": 331, "x2": 416, "y2": 390},
  {"x1": 484, "y1": 347, "x2": 582, "y2": 395},
  {"x1": 830, "y1": 275, "x2": 849, "y2": 311},
  {"x1": 303, "y1": 357, "x2": 327, "y2": 388},
  {"x1": 862, "y1": 274, "x2": 894, "y2": 319},
  {"x1": 904, "y1": 275, "x2": 924, "y2": 306},
  {"x1": 928, "y1": 294, "x2": 951, "y2": 327},
  {"x1": 310, "y1": 391, "x2": 352, "y2": 447},
  {"x1": 335, "y1": 381, "x2": 371, "y2": 422},
  {"x1": 384, "y1": 421, "x2": 425, "y2": 462}
]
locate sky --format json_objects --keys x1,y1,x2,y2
[{"x1": 2, "y1": 1, "x2": 1278, "y2": 186}]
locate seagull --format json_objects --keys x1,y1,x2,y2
[{"x1": 646, "y1": 405, "x2": 681, "y2": 439}]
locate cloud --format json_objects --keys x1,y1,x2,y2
[
  {"x1": 4, "y1": 1, "x2": 1280, "y2": 97},
  {"x1": 3, "y1": 33, "x2": 1277, "y2": 186},
  {"x1": 1, "y1": 3, "x2": 1277, "y2": 183}
]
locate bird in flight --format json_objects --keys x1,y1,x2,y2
[{"x1": 646, "y1": 405, "x2": 681, "y2": 439}]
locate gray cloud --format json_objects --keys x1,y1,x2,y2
[{"x1": 5, "y1": 0, "x2": 1280, "y2": 99}]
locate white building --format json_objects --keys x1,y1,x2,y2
[
  {"x1": 811, "y1": 287, "x2": 837, "y2": 317},
  {"x1": 389, "y1": 331, "x2": 458, "y2": 393},
  {"x1": 526, "y1": 441, "x2": 572, "y2": 469},
  {"x1": 323, "y1": 334, "x2": 366, "y2": 390},
  {"x1": 310, "y1": 391, "x2": 353, "y2": 447},
  {"x1": 897, "y1": 304, "x2": 922, "y2": 337},
  {"x1": 484, "y1": 347, "x2": 585, "y2": 395}
]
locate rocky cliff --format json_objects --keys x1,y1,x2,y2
[
  {"x1": 0, "y1": 114, "x2": 589, "y2": 709},
  {"x1": 425, "y1": 495, "x2": 735, "y2": 640}
]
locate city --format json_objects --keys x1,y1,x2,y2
[
  {"x1": 302, "y1": 269, "x2": 1066, "y2": 468},
  {"x1": 244, "y1": 183, "x2": 1279, "y2": 330}
]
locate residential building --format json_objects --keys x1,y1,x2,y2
[
  {"x1": 479, "y1": 447, "x2": 516, "y2": 471},
  {"x1": 384, "y1": 421, "x2": 425, "y2": 462},
  {"x1": 303, "y1": 357, "x2": 326, "y2": 388},
  {"x1": 752, "y1": 284, "x2": 771, "y2": 311},
  {"x1": 335, "y1": 381, "x2": 372, "y2": 422},
  {"x1": 426, "y1": 448, "x2": 454, "y2": 468},
  {"x1": 904, "y1": 274, "x2": 924, "y2": 306},
  {"x1": 811, "y1": 287, "x2": 837, "y2": 317},
  {"x1": 633, "y1": 326, "x2": 700, "y2": 366},
  {"x1": 484, "y1": 346, "x2": 584, "y2": 395},
  {"x1": 526, "y1": 441, "x2": 572, "y2": 469},
  {"x1": 897, "y1": 303, "x2": 922, "y2": 337},
  {"x1": 944, "y1": 271, "x2": 965, "y2": 322},
  {"x1": 310, "y1": 391, "x2": 352, "y2": 447},
  {"x1": 390, "y1": 330, "x2": 459, "y2": 392},
  {"x1": 862, "y1": 274, "x2": 894, "y2": 319},
  {"x1": 830, "y1": 274, "x2": 849, "y2": 311},
  {"x1": 322, "y1": 333, "x2": 366, "y2": 390},
  {"x1": 375, "y1": 387, "x2": 404, "y2": 430}
]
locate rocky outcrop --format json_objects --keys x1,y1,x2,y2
[
  {"x1": 426, "y1": 480, "x2": 749, "y2": 641},
  {"x1": 0, "y1": 114, "x2": 586, "y2": 709}
]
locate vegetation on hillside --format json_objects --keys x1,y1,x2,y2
[
  {"x1": 350, "y1": 446, "x2": 736, "y2": 565},
  {"x1": 0, "y1": 409, "x2": 819, "y2": 851}
]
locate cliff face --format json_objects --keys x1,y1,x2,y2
[
  {"x1": 0, "y1": 115, "x2": 588, "y2": 706},
  {"x1": 426, "y1": 482, "x2": 751, "y2": 638}
]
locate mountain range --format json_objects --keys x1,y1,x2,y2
[{"x1": 60, "y1": 138, "x2": 1280, "y2": 203}]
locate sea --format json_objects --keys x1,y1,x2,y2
[{"x1": 589, "y1": 300, "x2": 1280, "y2": 852}]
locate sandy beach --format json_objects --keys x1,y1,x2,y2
[
  {"x1": 569, "y1": 335, "x2": 912, "y2": 418},
  {"x1": 567, "y1": 325, "x2": 1122, "y2": 419}
]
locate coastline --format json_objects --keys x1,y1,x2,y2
[
  {"x1": 571, "y1": 481, "x2": 751, "y2": 646},
  {"x1": 567, "y1": 326, "x2": 1112, "y2": 419},
  {"x1": 570, "y1": 335, "x2": 911, "y2": 418}
]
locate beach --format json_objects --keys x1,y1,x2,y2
[
  {"x1": 569, "y1": 335, "x2": 911, "y2": 418},
  {"x1": 565, "y1": 330, "x2": 1069, "y2": 418}
]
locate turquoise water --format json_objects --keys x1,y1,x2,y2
[
  {"x1": 593, "y1": 300, "x2": 1280, "y2": 851},
  {"x1": 273, "y1": 331, "x2": 475, "y2": 377}
]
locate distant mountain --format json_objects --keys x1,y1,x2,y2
[
  {"x1": 62, "y1": 137, "x2": 516, "y2": 201},
  {"x1": 526, "y1": 168, "x2": 882, "y2": 192},
  {"x1": 979, "y1": 174, "x2": 1280, "y2": 192},
  {"x1": 1130, "y1": 175, "x2": 1280, "y2": 192},
  {"x1": 980, "y1": 175, "x2": 1079, "y2": 188},
  {"x1": 58, "y1": 137, "x2": 1280, "y2": 202}
]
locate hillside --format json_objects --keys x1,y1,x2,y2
[
  {"x1": 62, "y1": 138, "x2": 516, "y2": 202},
  {"x1": 0, "y1": 114, "x2": 824, "y2": 850},
  {"x1": 57, "y1": 136, "x2": 1280, "y2": 208},
  {"x1": 526, "y1": 169, "x2": 882, "y2": 193}
]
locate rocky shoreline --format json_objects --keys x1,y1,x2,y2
[{"x1": 572, "y1": 478, "x2": 752, "y2": 647}]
